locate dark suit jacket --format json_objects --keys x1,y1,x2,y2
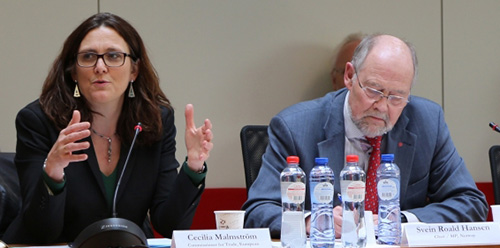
[
  {"x1": 242, "y1": 89, "x2": 488, "y2": 238},
  {"x1": 0, "y1": 152, "x2": 20, "y2": 239},
  {"x1": 3, "y1": 100, "x2": 204, "y2": 244}
]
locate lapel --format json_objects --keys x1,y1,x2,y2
[
  {"x1": 386, "y1": 110, "x2": 416, "y2": 202},
  {"x1": 113, "y1": 143, "x2": 138, "y2": 202},
  {"x1": 85, "y1": 138, "x2": 139, "y2": 204},
  {"x1": 85, "y1": 137, "x2": 108, "y2": 199},
  {"x1": 318, "y1": 90, "x2": 347, "y2": 179}
]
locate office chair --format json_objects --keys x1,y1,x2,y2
[
  {"x1": 240, "y1": 125, "x2": 269, "y2": 192},
  {"x1": 0, "y1": 152, "x2": 20, "y2": 239},
  {"x1": 489, "y1": 145, "x2": 500, "y2": 204}
]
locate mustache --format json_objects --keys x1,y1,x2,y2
[{"x1": 363, "y1": 111, "x2": 389, "y2": 122}]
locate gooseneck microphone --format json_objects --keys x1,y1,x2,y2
[
  {"x1": 112, "y1": 123, "x2": 143, "y2": 217},
  {"x1": 72, "y1": 123, "x2": 148, "y2": 248},
  {"x1": 490, "y1": 122, "x2": 500, "y2": 133}
]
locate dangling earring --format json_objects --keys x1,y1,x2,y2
[
  {"x1": 128, "y1": 81, "x2": 135, "y2": 98},
  {"x1": 74, "y1": 80, "x2": 81, "y2": 98}
]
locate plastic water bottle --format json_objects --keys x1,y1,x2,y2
[
  {"x1": 309, "y1": 157, "x2": 335, "y2": 248},
  {"x1": 376, "y1": 153, "x2": 401, "y2": 245},
  {"x1": 340, "y1": 154, "x2": 367, "y2": 248},
  {"x1": 280, "y1": 156, "x2": 306, "y2": 248}
]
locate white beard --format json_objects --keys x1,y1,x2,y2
[{"x1": 347, "y1": 103, "x2": 393, "y2": 137}]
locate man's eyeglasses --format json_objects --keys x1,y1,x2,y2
[
  {"x1": 76, "y1": 52, "x2": 135, "y2": 67},
  {"x1": 354, "y1": 68, "x2": 409, "y2": 107}
]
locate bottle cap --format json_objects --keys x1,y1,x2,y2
[
  {"x1": 381, "y1": 153, "x2": 394, "y2": 162},
  {"x1": 346, "y1": 154, "x2": 359, "y2": 163},
  {"x1": 315, "y1": 157, "x2": 328, "y2": 165},
  {"x1": 287, "y1": 156, "x2": 299, "y2": 164}
]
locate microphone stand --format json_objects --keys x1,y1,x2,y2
[{"x1": 72, "y1": 123, "x2": 148, "y2": 248}]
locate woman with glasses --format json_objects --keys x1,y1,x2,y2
[{"x1": 3, "y1": 12, "x2": 213, "y2": 244}]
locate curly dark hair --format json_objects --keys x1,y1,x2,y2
[{"x1": 39, "y1": 12, "x2": 171, "y2": 146}]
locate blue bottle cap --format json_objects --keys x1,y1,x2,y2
[
  {"x1": 315, "y1": 157, "x2": 328, "y2": 165},
  {"x1": 381, "y1": 153, "x2": 394, "y2": 162}
]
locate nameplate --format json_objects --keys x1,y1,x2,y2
[
  {"x1": 171, "y1": 228, "x2": 272, "y2": 248},
  {"x1": 402, "y1": 222, "x2": 500, "y2": 247}
]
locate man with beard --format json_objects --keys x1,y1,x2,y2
[{"x1": 242, "y1": 34, "x2": 488, "y2": 239}]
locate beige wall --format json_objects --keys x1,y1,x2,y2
[
  {"x1": 0, "y1": 1, "x2": 496, "y2": 187},
  {"x1": 443, "y1": 0, "x2": 500, "y2": 183}
]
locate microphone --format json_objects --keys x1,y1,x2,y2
[
  {"x1": 490, "y1": 122, "x2": 500, "y2": 133},
  {"x1": 112, "y1": 122, "x2": 142, "y2": 217},
  {"x1": 72, "y1": 123, "x2": 148, "y2": 248}
]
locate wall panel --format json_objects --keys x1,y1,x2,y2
[
  {"x1": 443, "y1": 0, "x2": 500, "y2": 182},
  {"x1": 1, "y1": 1, "x2": 442, "y2": 187},
  {"x1": 0, "y1": 0, "x2": 97, "y2": 151},
  {"x1": 101, "y1": 0, "x2": 441, "y2": 187}
]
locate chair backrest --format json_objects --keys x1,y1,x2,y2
[
  {"x1": 240, "y1": 125, "x2": 269, "y2": 192},
  {"x1": 0, "y1": 152, "x2": 20, "y2": 238},
  {"x1": 489, "y1": 146, "x2": 500, "y2": 204}
]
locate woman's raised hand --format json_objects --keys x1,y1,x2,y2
[
  {"x1": 45, "y1": 110, "x2": 90, "y2": 182},
  {"x1": 184, "y1": 104, "x2": 213, "y2": 172}
]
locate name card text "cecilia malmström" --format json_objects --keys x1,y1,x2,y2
[
  {"x1": 402, "y1": 222, "x2": 500, "y2": 247},
  {"x1": 171, "y1": 228, "x2": 272, "y2": 248}
]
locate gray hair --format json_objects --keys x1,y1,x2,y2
[{"x1": 351, "y1": 33, "x2": 418, "y2": 87}]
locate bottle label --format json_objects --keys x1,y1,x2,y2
[
  {"x1": 377, "y1": 178, "x2": 399, "y2": 200},
  {"x1": 313, "y1": 182, "x2": 334, "y2": 203},
  {"x1": 340, "y1": 180, "x2": 365, "y2": 202},
  {"x1": 286, "y1": 182, "x2": 306, "y2": 204}
]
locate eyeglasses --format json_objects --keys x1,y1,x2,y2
[
  {"x1": 354, "y1": 68, "x2": 409, "y2": 107},
  {"x1": 76, "y1": 52, "x2": 134, "y2": 67}
]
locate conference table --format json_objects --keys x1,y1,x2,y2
[
  {"x1": 6, "y1": 234, "x2": 500, "y2": 248},
  {"x1": 6, "y1": 238, "x2": 171, "y2": 248},
  {"x1": 6, "y1": 240, "x2": 500, "y2": 248},
  {"x1": 270, "y1": 240, "x2": 500, "y2": 248},
  {"x1": 7, "y1": 243, "x2": 500, "y2": 248}
]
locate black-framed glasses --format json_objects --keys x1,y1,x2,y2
[
  {"x1": 354, "y1": 68, "x2": 409, "y2": 107},
  {"x1": 76, "y1": 52, "x2": 134, "y2": 67}
]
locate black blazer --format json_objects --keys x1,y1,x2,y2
[
  {"x1": 0, "y1": 152, "x2": 20, "y2": 239},
  {"x1": 3, "y1": 100, "x2": 204, "y2": 244}
]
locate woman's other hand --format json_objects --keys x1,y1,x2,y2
[{"x1": 184, "y1": 104, "x2": 213, "y2": 172}]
